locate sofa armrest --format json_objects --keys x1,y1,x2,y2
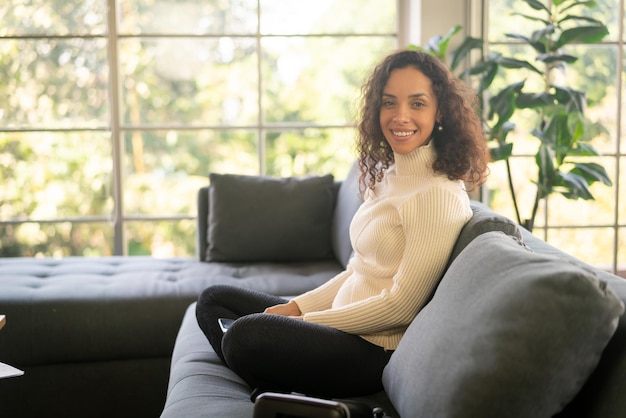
[{"x1": 196, "y1": 186, "x2": 209, "y2": 261}]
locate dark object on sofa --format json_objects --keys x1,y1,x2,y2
[{"x1": 252, "y1": 392, "x2": 384, "y2": 418}]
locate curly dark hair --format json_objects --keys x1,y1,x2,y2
[{"x1": 356, "y1": 49, "x2": 490, "y2": 193}]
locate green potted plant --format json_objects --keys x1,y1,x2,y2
[{"x1": 413, "y1": 0, "x2": 613, "y2": 231}]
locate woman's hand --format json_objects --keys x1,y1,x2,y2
[{"x1": 264, "y1": 300, "x2": 302, "y2": 317}]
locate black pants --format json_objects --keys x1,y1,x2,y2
[{"x1": 195, "y1": 285, "x2": 393, "y2": 398}]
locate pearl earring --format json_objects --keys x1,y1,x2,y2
[{"x1": 437, "y1": 124, "x2": 443, "y2": 132}]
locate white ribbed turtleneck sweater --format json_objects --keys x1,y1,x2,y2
[{"x1": 292, "y1": 141, "x2": 472, "y2": 350}]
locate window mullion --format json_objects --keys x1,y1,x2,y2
[{"x1": 107, "y1": 0, "x2": 125, "y2": 255}]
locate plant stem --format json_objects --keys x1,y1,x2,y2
[
  {"x1": 505, "y1": 158, "x2": 522, "y2": 225},
  {"x1": 526, "y1": 190, "x2": 541, "y2": 232}
]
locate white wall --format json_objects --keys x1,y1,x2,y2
[{"x1": 398, "y1": 0, "x2": 482, "y2": 49}]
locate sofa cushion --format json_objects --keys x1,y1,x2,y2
[
  {"x1": 161, "y1": 303, "x2": 255, "y2": 418},
  {"x1": 383, "y1": 231, "x2": 624, "y2": 418},
  {"x1": 331, "y1": 161, "x2": 363, "y2": 268},
  {"x1": 207, "y1": 173, "x2": 336, "y2": 262},
  {"x1": 446, "y1": 200, "x2": 522, "y2": 267},
  {"x1": 0, "y1": 256, "x2": 342, "y2": 367}
]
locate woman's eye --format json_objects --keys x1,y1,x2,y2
[{"x1": 412, "y1": 101, "x2": 425, "y2": 108}]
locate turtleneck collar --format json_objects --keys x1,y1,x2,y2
[{"x1": 392, "y1": 140, "x2": 437, "y2": 176}]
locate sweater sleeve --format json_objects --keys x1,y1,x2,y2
[
  {"x1": 292, "y1": 265, "x2": 353, "y2": 314},
  {"x1": 300, "y1": 186, "x2": 470, "y2": 335}
]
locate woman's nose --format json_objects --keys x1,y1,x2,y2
[{"x1": 392, "y1": 104, "x2": 410, "y2": 122}]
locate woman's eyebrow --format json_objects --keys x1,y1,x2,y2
[{"x1": 382, "y1": 92, "x2": 429, "y2": 99}]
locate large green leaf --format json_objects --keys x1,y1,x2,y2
[
  {"x1": 531, "y1": 25, "x2": 556, "y2": 43},
  {"x1": 425, "y1": 24, "x2": 463, "y2": 59},
  {"x1": 516, "y1": 91, "x2": 554, "y2": 109},
  {"x1": 460, "y1": 58, "x2": 499, "y2": 92},
  {"x1": 490, "y1": 142, "x2": 514, "y2": 161},
  {"x1": 556, "y1": 171, "x2": 595, "y2": 200},
  {"x1": 524, "y1": 0, "x2": 550, "y2": 12},
  {"x1": 488, "y1": 81, "x2": 525, "y2": 128},
  {"x1": 533, "y1": 113, "x2": 570, "y2": 149},
  {"x1": 537, "y1": 53, "x2": 578, "y2": 64},
  {"x1": 498, "y1": 57, "x2": 543, "y2": 74},
  {"x1": 569, "y1": 142, "x2": 601, "y2": 157},
  {"x1": 489, "y1": 121, "x2": 516, "y2": 145},
  {"x1": 558, "y1": 15, "x2": 603, "y2": 26},
  {"x1": 561, "y1": 1, "x2": 599, "y2": 14},
  {"x1": 555, "y1": 115, "x2": 577, "y2": 164},
  {"x1": 450, "y1": 36, "x2": 483, "y2": 72},
  {"x1": 536, "y1": 145, "x2": 557, "y2": 199},
  {"x1": 505, "y1": 32, "x2": 549, "y2": 54},
  {"x1": 552, "y1": 86, "x2": 586, "y2": 113},
  {"x1": 556, "y1": 25, "x2": 609, "y2": 48},
  {"x1": 570, "y1": 162, "x2": 613, "y2": 186}
]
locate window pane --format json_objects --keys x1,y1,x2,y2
[
  {"x1": 126, "y1": 219, "x2": 195, "y2": 257},
  {"x1": 118, "y1": 0, "x2": 258, "y2": 35},
  {"x1": 123, "y1": 129, "x2": 258, "y2": 215},
  {"x1": 0, "y1": 0, "x2": 107, "y2": 36},
  {"x1": 0, "y1": 38, "x2": 109, "y2": 128},
  {"x1": 265, "y1": 128, "x2": 355, "y2": 178},
  {"x1": 0, "y1": 222, "x2": 114, "y2": 257},
  {"x1": 262, "y1": 36, "x2": 394, "y2": 124},
  {"x1": 581, "y1": 0, "x2": 619, "y2": 43},
  {"x1": 488, "y1": 0, "x2": 618, "y2": 43},
  {"x1": 0, "y1": 131, "x2": 113, "y2": 220},
  {"x1": 260, "y1": 0, "x2": 395, "y2": 35},
  {"x1": 485, "y1": 156, "x2": 536, "y2": 226},
  {"x1": 545, "y1": 156, "x2": 616, "y2": 226},
  {"x1": 487, "y1": 44, "x2": 619, "y2": 155},
  {"x1": 565, "y1": 45, "x2": 618, "y2": 155},
  {"x1": 120, "y1": 37, "x2": 258, "y2": 126},
  {"x1": 488, "y1": 0, "x2": 543, "y2": 43},
  {"x1": 546, "y1": 227, "x2": 616, "y2": 268}
]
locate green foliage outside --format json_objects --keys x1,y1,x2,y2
[{"x1": 0, "y1": 0, "x2": 395, "y2": 257}]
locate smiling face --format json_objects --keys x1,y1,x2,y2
[{"x1": 379, "y1": 66, "x2": 439, "y2": 155}]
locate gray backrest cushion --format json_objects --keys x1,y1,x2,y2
[
  {"x1": 383, "y1": 231, "x2": 624, "y2": 418},
  {"x1": 518, "y1": 227, "x2": 626, "y2": 418},
  {"x1": 331, "y1": 161, "x2": 363, "y2": 268},
  {"x1": 207, "y1": 173, "x2": 336, "y2": 262},
  {"x1": 446, "y1": 200, "x2": 522, "y2": 268}
]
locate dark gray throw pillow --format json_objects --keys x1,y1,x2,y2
[
  {"x1": 207, "y1": 173, "x2": 335, "y2": 262},
  {"x1": 383, "y1": 231, "x2": 624, "y2": 418}
]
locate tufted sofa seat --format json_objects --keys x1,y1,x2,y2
[
  {"x1": 0, "y1": 256, "x2": 341, "y2": 362},
  {"x1": 0, "y1": 255, "x2": 343, "y2": 417},
  {"x1": 0, "y1": 161, "x2": 367, "y2": 418}
]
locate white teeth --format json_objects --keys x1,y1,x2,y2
[{"x1": 393, "y1": 130, "x2": 415, "y2": 137}]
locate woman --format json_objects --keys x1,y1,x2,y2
[{"x1": 195, "y1": 49, "x2": 490, "y2": 400}]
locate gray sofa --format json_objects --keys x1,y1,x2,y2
[
  {"x1": 161, "y1": 168, "x2": 626, "y2": 418},
  {"x1": 1, "y1": 162, "x2": 625, "y2": 418}
]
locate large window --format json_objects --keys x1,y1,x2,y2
[
  {"x1": 3, "y1": 0, "x2": 623, "y2": 277},
  {"x1": 483, "y1": 0, "x2": 625, "y2": 277},
  {"x1": 0, "y1": 0, "x2": 397, "y2": 257}
]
